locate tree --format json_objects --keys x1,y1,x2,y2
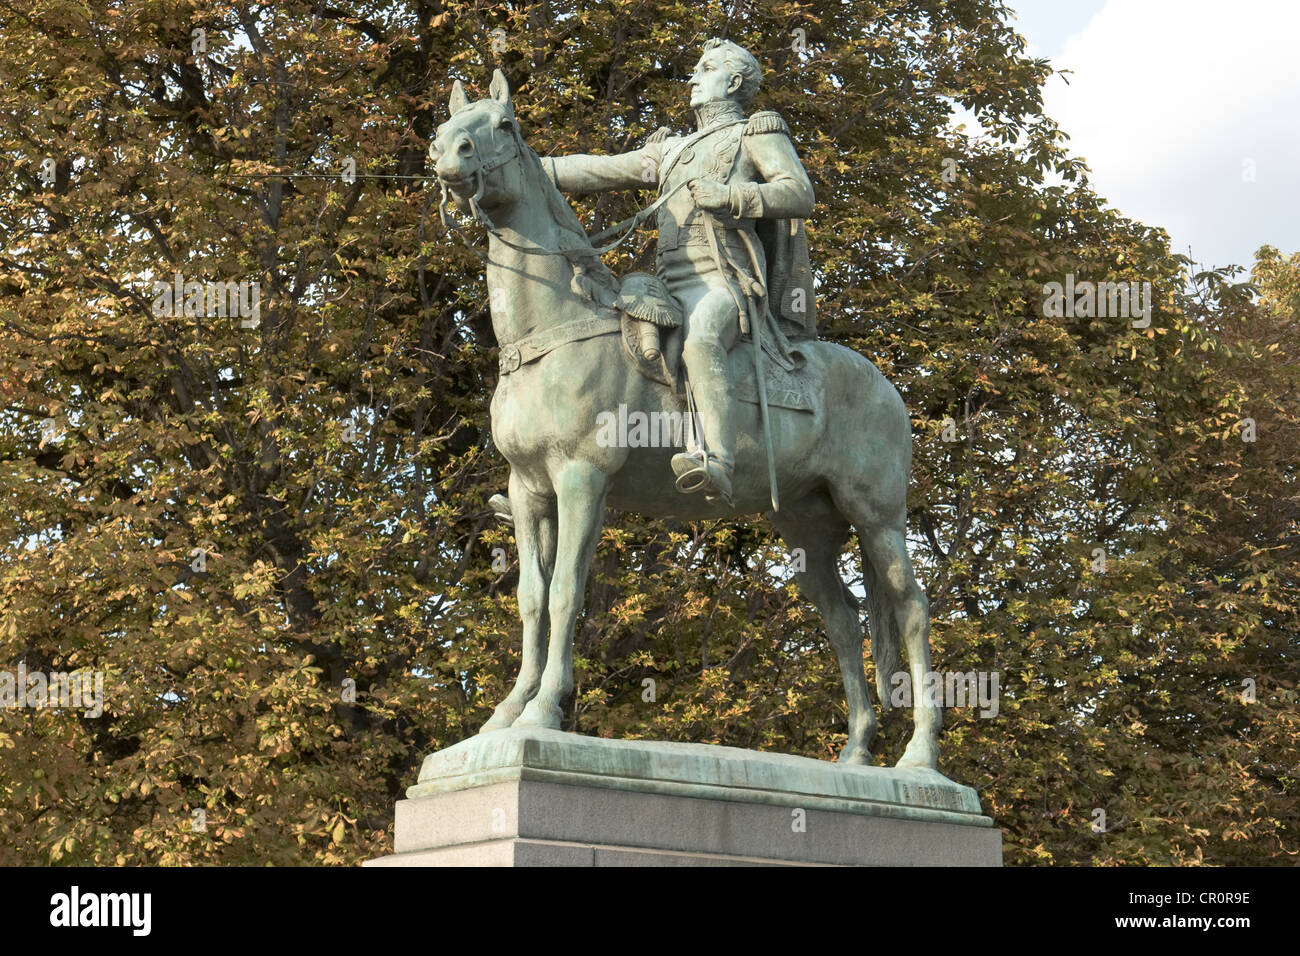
[{"x1": 0, "y1": 0, "x2": 1294, "y2": 865}]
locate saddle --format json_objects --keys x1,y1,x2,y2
[{"x1": 613, "y1": 272, "x2": 813, "y2": 413}]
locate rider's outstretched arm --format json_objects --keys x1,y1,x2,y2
[{"x1": 541, "y1": 141, "x2": 667, "y2": 195}]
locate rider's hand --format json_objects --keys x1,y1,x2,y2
[{"x1": 688, "y1": 179, "x2": 731, "y2": 212}]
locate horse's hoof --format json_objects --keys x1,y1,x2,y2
[
  {"x1": 481, "y1": 692, "x2": 531, "y2": 732},
  {"x1": 513, "y1": 700, "x2": 562, "y2": 730},
  {"x1": 488, "y1": 493, "x2": 513, "y2": 526},
  {"x1": 837, "y1": 746, "x2": 872, "y2": 766},
  {"x1": 895, "y1": 738, "x2": 938, "y2": 769}
]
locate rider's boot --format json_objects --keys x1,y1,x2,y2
[{"x1": 672, "y1": 358, "x2": 736, "y2": 506}]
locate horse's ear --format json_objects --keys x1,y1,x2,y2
[
  {"x1": 449, "y1": 79, "x2": 469, "y2": 114},
  {"x1": 489, "y1": 69, "x2": 511, "y2": 107}
]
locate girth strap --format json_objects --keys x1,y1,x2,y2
[{"x1": 498, "y1": 315, "x2": 622, "y2": 374}]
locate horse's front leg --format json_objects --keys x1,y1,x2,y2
[
  {"x1": 515, "y1": 462, "x2": 609, "y2": 730},
  {"x1": 481, "y1": 470, "x2": 556, "y2": 731}
]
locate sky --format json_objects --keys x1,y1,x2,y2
[{"x1": 1001, "y1": 0, "x2": 1300, "y2": 272}]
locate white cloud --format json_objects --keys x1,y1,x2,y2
[{"x1": 1040, "y1": 0, "x2": 1300, "y2": 269}]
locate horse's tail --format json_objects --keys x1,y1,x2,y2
[{"x1": 861, "y1": 539, "x2": 901, "y2": 711}]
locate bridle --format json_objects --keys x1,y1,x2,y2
[
  {"x1": 434, "y1": 110, "x2": 686, "y2": 264},
  {"x1": 435, "y1": 115, "x2": 544, "y2": 261}
]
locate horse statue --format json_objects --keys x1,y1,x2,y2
[{"x1": 429, "y1": 70, "x2": 940, "y2": 768}]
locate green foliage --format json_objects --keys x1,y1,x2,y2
[{"x1": 0, "y1": 0, "x2": 1294, "y2": 865}]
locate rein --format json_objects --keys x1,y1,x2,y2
[{"x1": 437, "y1": 120, "x2": 687, "y2": 262}]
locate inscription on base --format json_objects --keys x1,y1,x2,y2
[{"x1": 902, "y1": 783, "x2": 965, "y2": 812}]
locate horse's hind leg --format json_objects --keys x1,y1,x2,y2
[
  {"x1": 770, "y1": 499, "x2": 878, "y2": 764},
  {"x1": 482, "y1": 471, "x2": 556, "y2": 731},
  {"x1": 859, "y1": 523, "x2": 940, "y2": 768}
]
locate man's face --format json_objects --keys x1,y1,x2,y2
[{"x1": 689, "y1": 51, "x2": 737, "y2": 108}]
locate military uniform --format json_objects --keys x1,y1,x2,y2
[{"x1": 542, "y1": 98, "x2": 815, "y2": 499}]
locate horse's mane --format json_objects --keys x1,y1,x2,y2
[{"x1": 516, "y1": 136, "x2": 619, "y2": 304}]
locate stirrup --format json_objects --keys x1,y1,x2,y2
[{"x1": 671, "y1": 451, "x2": 733, "y2": 503}]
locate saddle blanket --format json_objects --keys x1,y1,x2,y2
[{"x1": 730, "y1": 345, "x2": 814, "y2": 413}]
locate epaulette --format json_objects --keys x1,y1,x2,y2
[
  {"x1": 644, "y1": 126, "x2": 673, "y2": 145},
  {"x1": 744, "y1": 110, "x2": 790, "y2": 137}
]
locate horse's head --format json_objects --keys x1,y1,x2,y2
[
  {"x1": 430, "y1": 69, "x2": 524, "y2": 209},
  {"x1": 429, "y1": 69, "x2": 615, "y2": 306}
]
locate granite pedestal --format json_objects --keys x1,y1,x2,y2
[{"x1": 364, "y1": 727, "x2": 1001, "y2": 867}]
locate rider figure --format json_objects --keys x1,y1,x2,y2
[{"x1": 542, "y1": 38, "x2": 815, "y2": 502}]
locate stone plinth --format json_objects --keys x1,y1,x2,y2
[{"x1": 364, "y1": 728, "x2": 1002, "y2": 867}]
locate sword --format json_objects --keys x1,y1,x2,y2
[
  {"x1": 734, "y1": 229, "x2": 779, "y2": 513},
  {"x1": 750, "y1": 293, "x2": 779, "y2": 513}
]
